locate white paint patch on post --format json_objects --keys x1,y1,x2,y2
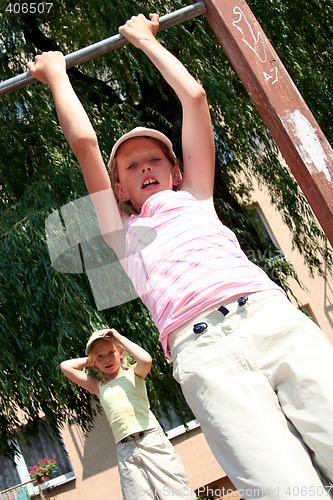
[{"x1": 288, "y1": 109, "x2": 331, "y2": 183}]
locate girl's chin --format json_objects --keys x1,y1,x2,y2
[
  {"x1": 141, "y1": 185, "x2": 170, "y2": 199},
  {"x1": 134, "y1": 186, "x2": 170, "y2": 211},
  {"x1": 141, "y1": 186, "x2": 160, "y2": 196}
]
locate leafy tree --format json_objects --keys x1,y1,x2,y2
[{"x1": 0, "y1": 0, "x2": 331, "y2": 458}]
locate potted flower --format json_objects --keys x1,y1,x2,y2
[{"x1": 29, "y1": 458, "x2": 58, "y2": 483}]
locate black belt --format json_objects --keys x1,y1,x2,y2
[
  {"x1": 193, "y1": 296, "x2": 248, "y2": 334},
  {"x1": 120, "y1": 431, "x2": 145, "y2": 443}
]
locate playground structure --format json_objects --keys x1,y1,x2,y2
[
  {"x1": 0, "y1": 2, "x2": 332, "y2": 498},
  {"x1": 1, "y1": 0, "x2": 332, "y2": 247}
]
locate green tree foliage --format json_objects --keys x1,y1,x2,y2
[{"x1": 0, "y1": 0, "x2": 332, "y2": 457}]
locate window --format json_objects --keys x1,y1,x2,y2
[
  {"x1": 248, "y1": 202, "x2": 283, "y2": 254},
  {"x1": 164, "y1": 418, "x2": 200, "y2": 440},
  {"x1": 0, "y1": 454, "x2": 22, "y2": 494},
  {"x1": 157, "y1": 400, "x2": 198, "y2": 440},
  {"x1": 0, "y1": 424, "x2": 75, "y2": 497}
]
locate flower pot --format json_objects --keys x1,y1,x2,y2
[{"x1": 37, "y1": 475, "x2": 50, "y2": 484}]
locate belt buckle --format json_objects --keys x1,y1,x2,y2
[{"x1": 121, "y1": 431, "x2": 145, "y2": 443}]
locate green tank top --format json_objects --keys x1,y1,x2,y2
[{"x1": 99, "y1": 369, "x2": 159, "y2": 443}]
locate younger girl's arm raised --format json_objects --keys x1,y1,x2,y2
[
  {"x1": 107, "y1": 329, "x2": 152, "y2": 379},
  {"x1": 60, "y1": 357, "x2": 100, "y2": 396}
]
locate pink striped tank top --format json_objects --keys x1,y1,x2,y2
[{"x1": 125, "y1": 190, "x2": 281, "y2": 354}]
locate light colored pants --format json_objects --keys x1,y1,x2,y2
[
  {"x1": 171, "y1": 289, "x2": 333, "y2": 500},
  {"x1": 116, "y1": 427, "x2": 196, "y2": 500}
]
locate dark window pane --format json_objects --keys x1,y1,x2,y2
[
  {"x1": 17, "y1": 425, "x2": 73, "y2": 480},
  {"x1": 0, "y1": 455, "x2": 21, "y2": 491}
]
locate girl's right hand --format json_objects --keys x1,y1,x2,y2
[
  {"x1": 27, "y1": 51, "x2": 66, "y2": 84},
  {"x1": 86, "y1": 355, "x2": 95, "y2": 368}
]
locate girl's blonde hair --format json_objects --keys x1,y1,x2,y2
[
  {"x1": 88, "y1": 338, "x2": 131, "y2": 380},
  {"x1": 108, "y1": 136, "x2": 180, "y2": 214}
]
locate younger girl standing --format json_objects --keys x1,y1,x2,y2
[{"x1": 60, "y1": 329, "x2": 196, "y2": 500}]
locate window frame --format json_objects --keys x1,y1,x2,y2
[
  {"x1": 249, "y1": 202, "x2": 283, "y2": 255},
  {"x1": 1, "y1": 434, "x2": 75, "y2": 498}
]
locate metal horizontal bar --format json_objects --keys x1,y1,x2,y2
[{"x1": 0, "y1": 1, "x2": 206, "y2": 97}]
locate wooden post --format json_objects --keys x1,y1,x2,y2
[{"x1": 203, "y1": 0, "x2": 333, "y2": 246}]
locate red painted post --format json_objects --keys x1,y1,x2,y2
[{"x1": 203, "y1": 0, "x2": 333, "y2": 246}]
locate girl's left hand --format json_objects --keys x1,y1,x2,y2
[
  {"x1": 103, "y1": 328, "x2": 122, "y2": 342},
  {"x1": 119, "y1": 13, "x2": 159, "y2": 48}
]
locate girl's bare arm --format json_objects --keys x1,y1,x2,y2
[
  {"x1": 27, "y1": 52, "x2": 128, "y2": 254},
  {"x1": 119, "y1": 14, "x2": 215, "y2": 204},
  {"x1": 106, "y1": 329, "x2": 152, "y2": 379},
  {"x1": 60, "y1": 357, "x2": 99, "y2": 396}
]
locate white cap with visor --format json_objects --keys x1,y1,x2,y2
[
  {"x1": 85, "y1": 329, "x2": 112, "y2": 355},
  {"x1": 110, "y1": 126, "x2": 175, "y2": 160}
]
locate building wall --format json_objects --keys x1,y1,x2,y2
[{"x1": 249, "y1": 178, "x2": 333, "y2": 346}]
